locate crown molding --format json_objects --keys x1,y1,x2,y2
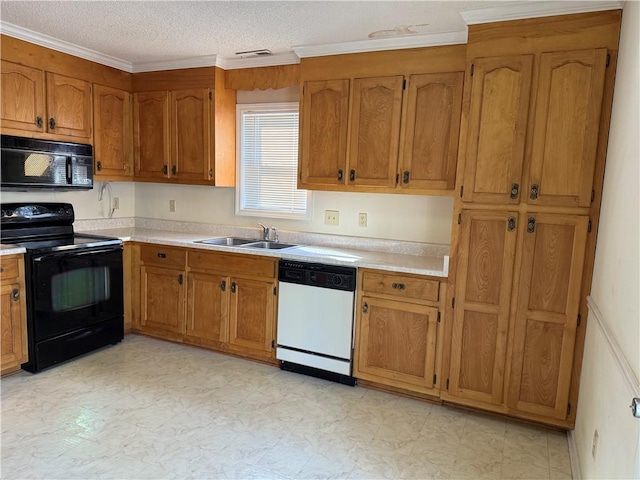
[
  {"x1": 460, "y1": 1, "x2": 624, "y2": 25},
  {"x1": 131, "y1": 55, "x2": 220, "y2": 73},
  {"x1": 0, "y1": 21, "x2": 133, "y2": 72},
  {"x1": 218, "y1": 52, "x2": 300, "y2": 70},
  {"x1": 292, "y1": 30, "x2": 467, "y2": 58}
]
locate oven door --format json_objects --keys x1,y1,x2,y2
[{"x1": 29, "y1": 245, "x2": 124, "y2": 341}]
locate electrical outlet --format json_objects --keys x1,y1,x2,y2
[
  {"x1": 169, "y1": 200, "x2": 176, "y2": 213},
  {"x1": 592, "y1": 429, "x2": 599, "y2": 459},
  {"x1": 113, "y1": 197, "x2": 119, "y2": 210},
  {"x1": 358, "y1": 213, "x2": 367, "y2": 227},
  {"x1": 324, "y1": 210, "x2": 339, "y2": 226}
]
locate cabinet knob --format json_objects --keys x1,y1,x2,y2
[
  {"x1": 508, "y1": 217, "x2": 516, "y2": 232},
  {"x1": 162, "y1": 165, "x2": 168, "y2": 176},
  {"x1": 527, "y1": 217, "x2": 536, "y2": 233},
  {"x1": 363, "y1": 301, "x2": 369, "y2": 313},
  {"x1": 96, "y1": 161, "x2": 103, "y2": 171},
  {"x1": 349, "y1": 169, "x2": 356, "y2": 182},
  {"x1": 12, "y1": 288, "x2": 19, "y2": 302},
  {"x1": 172, "y1": 165, "x2": 178, "y2": 177},
  {"x1": 392, "y1": 282, "x2": 406, "y2": 291},
  {"x1": 530, "y1": 183, "x2": 539, "y2": 200},
  {"x1": 36, "y1": 116, "x2": 43, "y2": 128},
  {"x1": 231, "y1": 282, "x2": 237, "y2": 293},
  {"x1": 403, "y1": 171, "x2": 410, "y2": 184},
  {"x1": 221, "y1": 280, "x2": 226, "y2": 292},
  {"x1": 208, "y1": 169, "x2": 213, "y2": 178},
  {"x1": 337, "y1": 169, "x2": 344, "y2": 182},
  {"x1": 49, "y1": 117, "x2": 56, "y2": 130},
  {"x1": 157, "y1": 253, "x2": 167, "y2": 258},
  {"x1": 177, "y1": 274, "x2": 183, "y2": 285},
  {"x1": 510, "y1": 183, "x2": 520, "y2": 200}
]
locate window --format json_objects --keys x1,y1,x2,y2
[{"x1": 236, "y1": 102, "x2": 310, "y2": 219}]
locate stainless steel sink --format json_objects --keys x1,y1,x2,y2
[
  {"x1": 239, "y1": 241, "x2": 298, "y2": 250},
  {"x1": 194, "y1": 237, "x2": 257, "y2": 246}
]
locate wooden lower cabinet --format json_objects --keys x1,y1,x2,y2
[
  {"x1": 228, "y1": 277, "x2": 276, "y2": 355},
  {"x1": 507, "y1": 214, "x2": 589, "y2": 420},
  {"x1": 445, "y1": 211, "x2": 589, "y2": 426},
  {"x1": 356, "y1": 297, "x2": 438, "y2": 392},
  {"x1": 134, "y1": 244, "x2": 277, "y2": 362},
  {"x1": 1, "y1": 255, "x2": 28, "y2": 376},
  {"x1": 185, "y1": 271, "x2": 229, "y2": 345},
  {"x1": 354, "y1": 269, "x2": 444, "y2": 396},
  {"x1": 140, "y1": 265, "x2": 186, "y2": 336}
]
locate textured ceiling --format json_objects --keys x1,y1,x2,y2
[{"x1": 0, "y1": 1, "x2": 511, "y2": 64}]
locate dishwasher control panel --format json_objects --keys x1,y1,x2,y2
[{"x1": 279, "y1": 260, "x2": 356, "y2": 292}]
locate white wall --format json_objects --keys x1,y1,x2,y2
[
  {"x1": 574, "y1": 2, "x2": 640, "y2": 478},
  {"x1": 0, "y1": 182, "x2": 135, "y2": 219}
]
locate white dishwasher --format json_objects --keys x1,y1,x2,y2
[{"x1": 276, "y1": 260, "x2": 357, "y2": 385}]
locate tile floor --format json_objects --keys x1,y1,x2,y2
[{"x1": 1, "y1": 335, "x2": 572, "y2": 479}]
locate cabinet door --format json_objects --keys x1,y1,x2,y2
[
  {"x1": 400, "y1": 72, "x2": 464, "y2": 191},
  {"x1": 93, "y1": 84, "x2": 132, "y2": 177},
  {"x1": 299, "y1": 79, "x2": 350, "y2": 187},
  {"x1": 462, "y1": 55, "x2": 533, "y2": 204},
  {"x1": 355, "y1": 297, "x2": 438, "y2": 391},
  {"x1": 140, "y1": 266, "x2": 185, "y2": 335},
  {"x1": 508, "y1": 214, "x2": 589, "y2": 419},
  {"x1": 528, "y1": 49, "x2": 607, "y2": 207},
  {"x1": 134, "y1": 91, "x2": 170, "y2": 180},
  {"x1": 349, "y1": 76, "x2": 404, "y2": 188},
  {"x1": 1, "y1": 282, "x2": 24, "y2": 374},
  {"x1": 228, "y1": 278, "x2": 275, "y2": 355},
  {"x1": 171, "y1": 89, "x2": 212, "y2": 182},
  {"x1": 45, "y1": 72, "x2": 92, "y2": 138},
  {"x1": 1, "y1": 61, "x2": 45, "y2": 132},
  {"x1": 186, "y1": 271, "x2": 229, "y2": 344},
  {"x1": 448, "y1": 210, "x2": 518, "y2": 405}
]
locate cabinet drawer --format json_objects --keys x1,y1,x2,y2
[
  {"x1": 140, "y1": 245, "x2": 186, "y2": 268},
  {"x1": 189, "y1": 250, "x2": 276, "y2": 279},
  {"x1": 362, "y1": 270, "x2": 439, "y2": 302},
  {"x1": 0, "y1": 257, "x2": 20, "y2": 281}
]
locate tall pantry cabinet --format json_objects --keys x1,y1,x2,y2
[{"x1": 443, "y1": 11, "x2": 621, "y2": 428}]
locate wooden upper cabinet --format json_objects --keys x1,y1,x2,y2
[
  {"x1": 45, "y1": 72, "x2": 92, "y2": 139},
  {"x1": 171, "y1": 89, "x2": 212, "y2": 182},
  {"x1": 355, "y1": 297, "x2": 439, "y2": 391},
  {"x1": 1, "y1": 61, "x2": 45, "y2": 132},
  {"x1": 462, "y1": 55, "x2": 533, "y2": 204},
  {"x1": 508, "y1": 214, "x2": 589, "y2": 420},
  {"x1": 349, "y1": 76, "x2": 404, "y2": 188},
  {"x1": 528, "y1": 49, "x2": 608, "y2": 207},
  {"x1": 134, "y1": 91, "x2": 170, "y2": 180},
  {"x1": 93, "y1": 84, "x2": 132, "y2": 178},
  {"x1": 299, "y1": 79, "x2": 350, "y2": 187},
  {"x1": 400, "y1": 72, "x2": 464, "y2": 191},
  {"x1": 448, "y1": 210, "x2": 518, "y2": 405}
]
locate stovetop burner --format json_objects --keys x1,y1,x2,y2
[{"x1": 0, "y1": 202, "x2": 121, "y2": 253}]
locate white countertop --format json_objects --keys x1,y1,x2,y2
[
  {"x1": 0, "y1": 245, "x2": 26, "y2": 256},
  {"x1": 84, "y1": 227, "x2": 449, "y2": 278}
]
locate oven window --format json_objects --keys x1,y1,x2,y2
[{"x1": 51, "y1": 266, "x2": 111, "y2": 311}]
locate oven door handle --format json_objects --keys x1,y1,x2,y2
[{"x1": 32, "y1": 247, "x2": 122, "y2": 262}]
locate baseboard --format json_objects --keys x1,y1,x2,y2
[{"x1": 567, "y1": 430, "x2": 582, "y2": 480}]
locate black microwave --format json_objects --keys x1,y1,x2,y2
[{"x1": 1, "y1": 135, "x2": 93, "y2": 191}]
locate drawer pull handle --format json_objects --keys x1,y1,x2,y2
[
  {"x1": 392, "y1": 283, "x2": 406, "y2": 290},
  {"x1": 363, "y1": 302, "x2": 369, "y2": 314},
  {"x1": 157, "y1": 253, "x2": 167, "y2": 259},
  {"x1": 12, "y1": 288, "x2": 19, "y2": 301}
]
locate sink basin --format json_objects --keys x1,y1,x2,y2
[
  {"x1": 240, "y1": 241, "x2": 298, "y2": 250},
  {"x1": 194, "y1": 237, "x2": 257, "y2": 246}
]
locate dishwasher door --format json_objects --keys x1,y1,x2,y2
[{"x1": 276, "y1": 281, "x2": 355, "y2": 373}]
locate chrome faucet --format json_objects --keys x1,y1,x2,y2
[
  {"x1": 257, "y1": 223, "x2": 270, "y2": 241},
  {"x1": 271, "y1": 227, "x2": 279, "y2": 242}
]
